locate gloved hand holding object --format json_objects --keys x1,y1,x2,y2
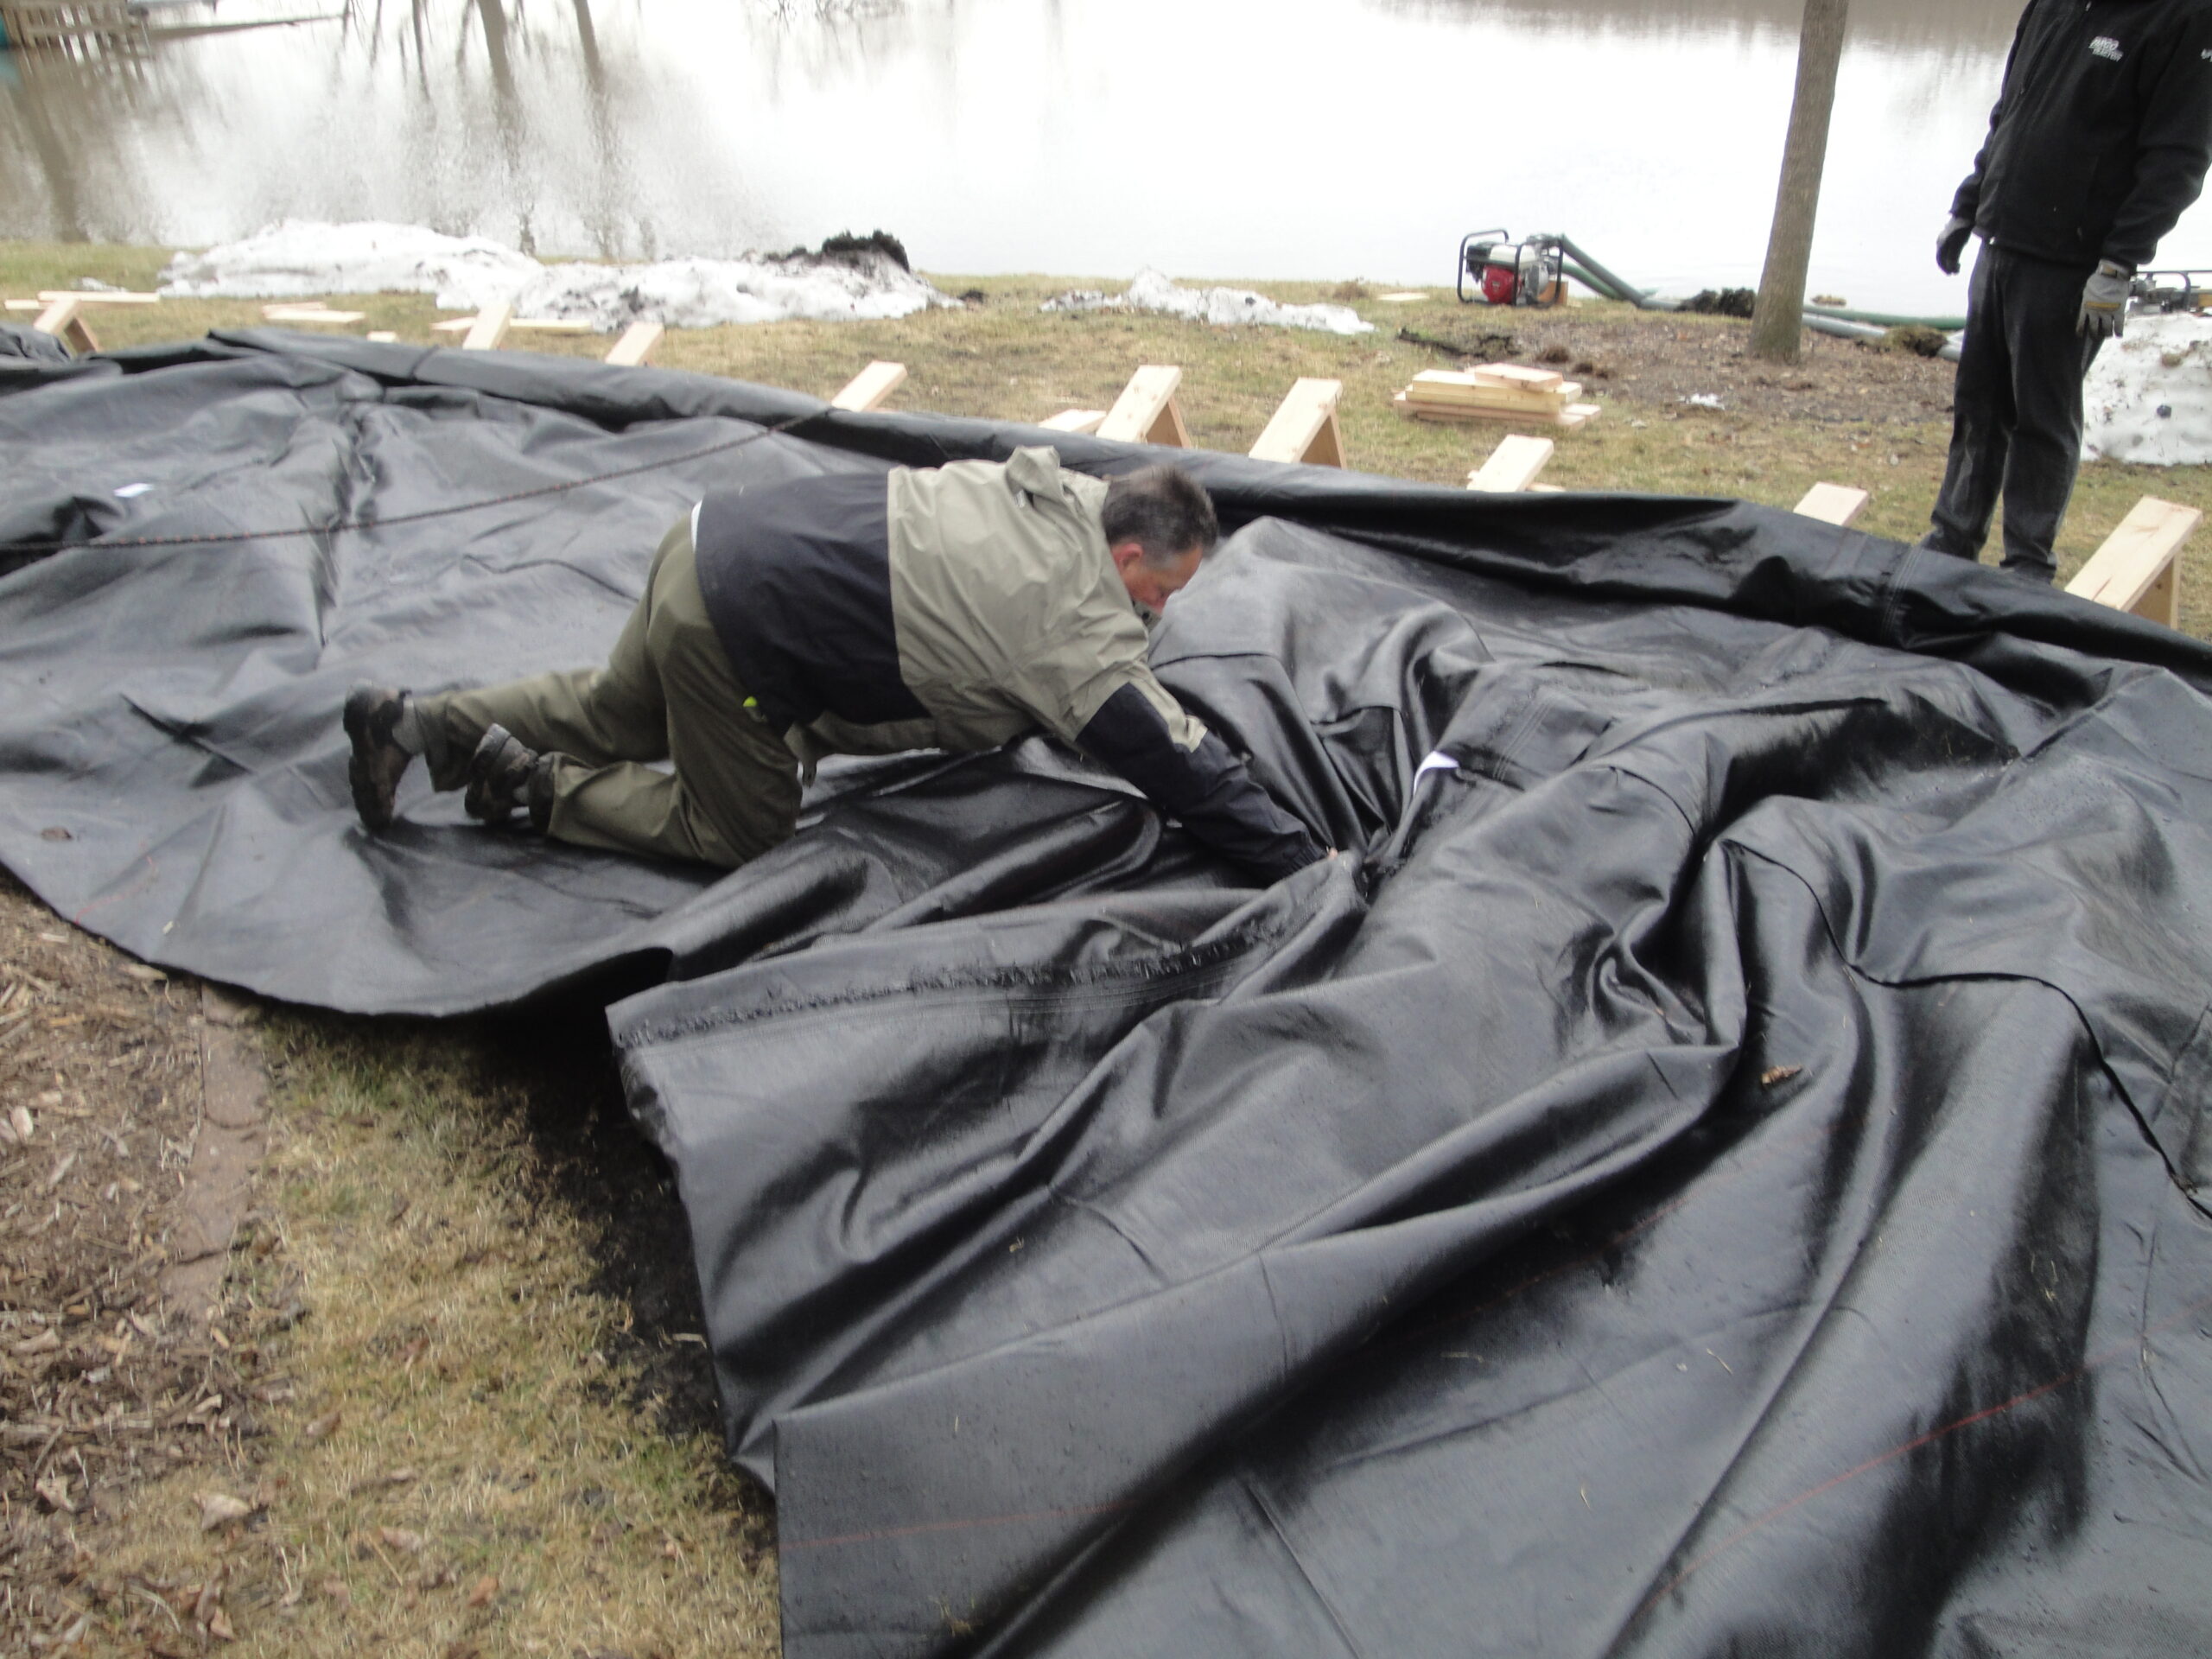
[
  {"x1": 1936, "y1": 216, "x2": 1974, "y2": 276},
  {"x1": 2079, "y1": 260, "x2": 2131, "y2": 340}
]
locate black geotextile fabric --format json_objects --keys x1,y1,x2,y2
[{"x1": 6, "y1": 334, "x2": 2212, "y2": 1657}]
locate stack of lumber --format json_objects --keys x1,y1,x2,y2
[{"x1": 1394, "y1": 364, "x2": 1600, "y2": 430}]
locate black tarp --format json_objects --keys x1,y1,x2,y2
[{"x1": 5, "y1": 334, "x2": 2212, "y2": 1657}]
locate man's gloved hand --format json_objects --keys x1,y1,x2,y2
[
  {"x1": 2079, "y1": 260, "x2": 2131, "y2": 340},
  {"x1": 1936, "y1": 216, "x2": 1974, "y2": 276}
]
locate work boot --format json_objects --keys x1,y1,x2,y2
[
  {"x1": 343, "y1": 684, "x2": 415, "y2": 832},
  {"x1": 463, "y1": 724, "x2": 545, "y2": 823}
]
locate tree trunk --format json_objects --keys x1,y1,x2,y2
[{"x1": 1751, "y1": 0, "x2": 1850, "y2": 363}]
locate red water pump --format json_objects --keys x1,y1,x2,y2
[{"x1": 1458, "y1": 230, "x2": 1567, "y2": 308}]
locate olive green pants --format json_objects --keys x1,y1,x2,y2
[{"x1": 413, "y1": 515, "x2": 801, "y2": 869}]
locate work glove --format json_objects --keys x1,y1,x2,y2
[
  {"x1": 2079, "y1": 259, "x2": 2131, "y2": 340},
  {"x1": 1936, "y1": 215, "x2": 1974, "y2": 276}
]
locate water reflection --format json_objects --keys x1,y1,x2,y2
[
  {"x1": 1387, "y1": 0, "x2": 2020, "y2": 51},
  {"x1": 1, "y1": 0, "x2": 2205, "y2": 313}
]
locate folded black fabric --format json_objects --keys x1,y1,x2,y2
[{"x1": 6, "y1": 334, "x2": 2211, "y2": 1658}]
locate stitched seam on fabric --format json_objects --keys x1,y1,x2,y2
[
  {"x1": 627, "y1": 944, "x2": 1266, "y2": 1047},
  {"x1": 1877, "y1": 539, "x2": 1925, "y2": 649},
  {"x1": 616, "y1": 908, "x2": 1294, "y2": 1049},
  {"x1": 1, "y1": 406, "x2": 831, "y2": 554}
]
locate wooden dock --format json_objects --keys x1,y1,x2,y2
[{"x1": 0, "y1": 1, "x2": 149, "y2": 57}]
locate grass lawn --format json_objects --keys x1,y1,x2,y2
[{"x1": 3, "y1": 238, "x2": 2206, "y2": 1655}]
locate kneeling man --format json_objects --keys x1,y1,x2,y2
[{"x1": 344, "y1": 451, "x2": 1326, "y2": 883}]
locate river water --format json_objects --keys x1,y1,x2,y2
[{"x1": 3, "y1": 0, "x2": 2208, "y2": 315}]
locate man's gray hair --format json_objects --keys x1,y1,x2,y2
[{"x1": 1103, "y1": 465, "x2": 1220, "y2": 568}]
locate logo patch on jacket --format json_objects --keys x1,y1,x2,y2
[{"x1": 2089, "y1": 35, "x2": 2124, "y2": 60}]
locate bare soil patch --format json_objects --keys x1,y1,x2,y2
[{"x1": 1395, "y1": 308, "x2": 1958, "y2": 427}]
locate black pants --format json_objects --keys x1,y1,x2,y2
[{"x1": 1925, "y1": 243, "x2": 2104, "y2": 582}]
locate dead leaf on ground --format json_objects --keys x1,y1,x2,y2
[
  {"x1": 207, "y1": 1605, "x2": 237, "y2": 1641},
  {"x1": 198, "y1": 1491, "x2": 255, "y2": 1530},
  {"x1": 120, "y1": 963, "x2": 166, "y2": 982},
  {"x1": 13, "y1": 1327, "x2": 60, "y2": 1356},
  {"x1": 318, "y1": 1577, "x2": 352, "y2": 1609},
  {"x1": 1758, "y1": 1064, "x2": 1804, "y2": 1088},
  {"x1": 465, "y1": 1573, "x2": 499, "y2": 1608},
  {"x1": 349, "y1": 1465, "x2": 416, "y2": 1494},
  {"x1": 378, "y1": 1525, "x2": 425, "y2": 1553},
  {"x1": 34, "y1": 1472, "x2": 73, "y2": 1512},
  {"x1": 10, "y1": 1105, "x2": 32, "y2": 1142},
  {"x1": 302, "y1": 1409, "x2": 341, "y2": 1442}
]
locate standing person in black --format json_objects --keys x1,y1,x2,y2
[{"x1": 1924, "y1": 0, "x2": 2212, "y2": 581}]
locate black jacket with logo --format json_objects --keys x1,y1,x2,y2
[{"x1": 1953, "y1": 0, "x2": 2212, "y2": 270}]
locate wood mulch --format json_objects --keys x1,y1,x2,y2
[{"x1": 0, "y1": 874, "x2": 287, "y2": 1653}]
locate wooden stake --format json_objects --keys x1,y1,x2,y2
[
  {"x1": 460, "y1": 301, "x2": 514, "y2": 353},
  {"x1": 36, "y1": 289, "x2": 159, "y2": 305},
  {"x1": 830, "y1": 360, "x2": 908, "y2": 413},
  {"x1": 1249, "y1": 378, "x2": 1346, "y2": 467},
  {"x1": 604, "y1": 321, "x2": 663, "y2": 367},
  {"x1": 2066, "y1": 496, "x2": 2199, "y2": 628},
  {"x1": 1041, "y1": 410, "x2": 1106, "y2": 435},
  {"x1": 1466, "y1": 435, "x2": 1556, "y2": 493},
  {"x1": 31, "y1": 295, "x2": 99, "y2": 355},
  {"x1": 1792, "y1": 482, "x2": 1869, "y2": 526},
  {"x1": 1097, "y1": 365, "x2": 1190, "y2": 447}
]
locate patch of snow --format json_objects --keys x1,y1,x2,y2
[
  {"x1": 1042, "y1": 268, "x2": 1373, "y2": 335},
  {"x1": 2083, "y1": 313, "x2": 2212, "y2": 466},
  {"x1": 1681, "y1": 392, "x2": 1726, "y2": 410},
  {"x1": 514, "y1": 253, "x2": 945, "y2": 332},
  {"x1": 158, "y1": 221, "x2": 951, "y2": 331},
  {"x1": 160, "y1": 221, "x2": 541, "y2": 311}
]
